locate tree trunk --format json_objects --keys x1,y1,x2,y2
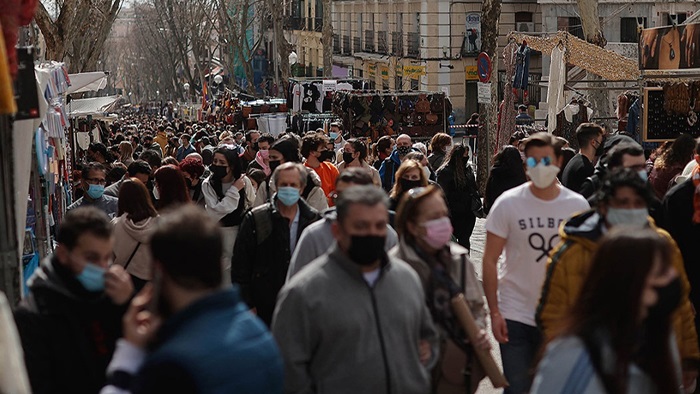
[
  {"x1": 321, "y1": 0, "x2": 332, "y2": 77},
  {"x1": 577, "y1": 0, "x2": 609, "y2": 124},
  {"x1": 476, "y1": 0, "x2": 502, "y2": 194}
]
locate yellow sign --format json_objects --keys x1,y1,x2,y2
[
  {"x1": 368, "y1": 63, "x2": 377, "y2": 79},
  {"x1": 380, "y1": 66, "x2": 390, "y2": 80},
  {"x1": 395, "y1": 63, "x2": 403, "y2": 77},
  {"x1": 465, "y1": 65, "x2": 479, "y2": 81},
  {"x1": 403, "y1": 65, "x2": 426, "y2": 78}
]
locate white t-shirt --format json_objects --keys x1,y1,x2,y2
[
  {"x1": 363, "y1": 268, "x2": 381, "y2": 287},
  {"x1": 485, "y1": 182, "x2": 589, "y2": 327}
]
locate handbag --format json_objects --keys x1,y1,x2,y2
[{"x1": 471, "y1": 192, "x2": 485, "y2": 219}]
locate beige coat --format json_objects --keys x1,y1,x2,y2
[
  {"x1": 337, "y1": 161, "x2": 382, "y2": 187},
  {"x1": 111, "y1": 216, "x2": 158, "y2": 280}
]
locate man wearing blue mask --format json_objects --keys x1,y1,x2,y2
[
  {"x1": 329, "y1": 122, "x2": 345, "y2": 162},
  {"x1": 537, "y1": 167, "x2": 700, "y2": 390},
  {"x1": 15, "y1": 207, "x2": 134, "y2": 394},
  {"x1": 232, "y1": 162, "x2": 321, "y2": 325},
  {"x1": 68, "y1": 162, "x2": 119, "y2": 218}
]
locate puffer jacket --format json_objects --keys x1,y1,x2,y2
[
  {"x1": 536, "y1": 209, "x2": 700, "y2": 367},
  {"x1": 111, "y1": 215, "x2": 158, "y2": 281}
]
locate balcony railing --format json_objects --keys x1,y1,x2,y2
[
  {"x1": 314, "y1": 17, "x2": 323, "y2": 32},
  {"x1": 392, "y1": 32, "x2": 403, "y2": 56},
  {"x1": 377, "y1": 31, "x2": 388, "y2": 54},
  {"x1": 353, "y1": 36, "x2": 361, "y2": 53},
  {"x1": 364, "y1": 30, "x2": 375, "y2": 52},
  {"x1": 407, "y1": 32, "x2": 420, "y2": 58}
]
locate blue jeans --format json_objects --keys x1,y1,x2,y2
[{"x1": 500, "y1": 319, "x2": 542, "y2": 394}]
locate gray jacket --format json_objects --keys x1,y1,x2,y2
[
  {"x1": 272, "y1": 246, "x2": 438, "y2": 394},
  {"x1": 287, "y1": 209, "x2": 398, "y2": 282}
]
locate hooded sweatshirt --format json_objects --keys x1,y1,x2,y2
[{"x1": 111, "y1": 216, "x2": 158, "y2": 280}]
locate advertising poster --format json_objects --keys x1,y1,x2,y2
[{"x1": 639, "y1": 22, "x2": 700, "y2": 70}]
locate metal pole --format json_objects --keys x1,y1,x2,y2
[
  {"x1": 0, "y1": 115, "x2": 21, "y2": 304},
  {"x1": 272, "y1": 0, "x2": 281, "y2": 98}
]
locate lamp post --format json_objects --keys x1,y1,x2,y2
[
  {"x1": 213, "y1": 75, "x2": 223, "y2": 97},
  {"x1": 183, "y1": 83, "x2": 190, "y2": 120}
]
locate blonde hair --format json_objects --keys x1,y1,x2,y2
[{"x1": 118, "y1": 141, "x2": 134, "y2": 162}]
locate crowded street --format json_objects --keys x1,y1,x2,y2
[{"x1": 3, "y1": 1, "x2": 700, "y2": 393}]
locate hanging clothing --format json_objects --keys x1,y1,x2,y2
[
  {"x1": 292, "y1": 83, "x2": 303, "y2": 113},
  {"x1": 556, "y1": 103, "x2": 591, "y2": 150},
  {"x1": 513, "y1": 45, "x2": 531, "y2": 90},
  {"x1": 547, "y1": 46, "x2": 566, "y2": 134}
]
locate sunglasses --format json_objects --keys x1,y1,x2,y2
[{"x1": 526, "y1": 157, "x2": 552, "y2": 168}]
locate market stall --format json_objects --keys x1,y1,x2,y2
[{"x1": 331, "y1": 90, "x2": 451, "y2": 140}]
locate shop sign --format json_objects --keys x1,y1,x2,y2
[
  {"x1": 368, "y1": 63, "x2": 377, "y2": 79},
  {"x1": 380, "y1": 66, "x2": 390, "y2": 80},
  {"x1": 322, "y1": 80, "x2": 337, "y2": 92},
  {"x1": 464, "y1": 13, "x2": 482, "y2": 55},
  {"x1": 477, "y1": 82, "x2": 491, "y2": 104},
  {"x1": 465, "y1": 65, "x2": 479, "y2": 81},
  {"x1": 403, "y1": 65, "x2": 426, "y2": 78},
  {"x1": 395, "y1": 63, "x2": 403, "y2": 77}
]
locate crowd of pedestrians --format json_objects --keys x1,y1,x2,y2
[{"x1": 5, "y1": 113, "x2": 700, "y2": 394}]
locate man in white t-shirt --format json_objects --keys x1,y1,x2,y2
[{"x1": 482, "y1": 132, "x2": 589, "y2": 394}]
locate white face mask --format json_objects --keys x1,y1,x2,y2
[
  {"x1": 526, "y1": 162, "x2": 560, "y2": 189},
  {"x1": 606, "y1": 207, "x2": 648, "y2": 227},
  {"x1": 153, "y1": 185, "x2": 160, "y2": 200},
  {"x1": 423, "y1": 166, "x2": 431, "y2": 180}
]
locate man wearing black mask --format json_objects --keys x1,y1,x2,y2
[
  {"x1": 562, "y1": 123, "x2": 604, "y2": 193},
  {"x1": 272, "y1": 185, "x2": 438, "y2": 394},
  {"x1": 239, "y1": 130, "x2": 261, "y2": 170}
]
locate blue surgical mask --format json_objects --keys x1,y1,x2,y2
[
  {"x1": 638, "y1": 169, "x2": 648, "y2": 182},
  {"x1": 75, "y1": 263, "x2": 106, "y2": 292},
  {"x1": 86, "y1": 184, "x2": 105, "y2": 199},
  {"x1": 277, "y1": 186, "x2": 300, "y2": 206},
  {"x1": 329, "y1": 132, "x2": 338, "y2": 140},
  {"x1": 606, "y1": 207, "x2": 648, "y2": 227}
]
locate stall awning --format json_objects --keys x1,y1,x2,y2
[
  {"x1": 509, "y1": 31, "x2": 639, "y2": 81},
  {"x1": 69, "y1": 95, "x2": 122, "y2": 117},
  {"x1": 66, "y1": 72, "x2": 108, "y2": 94}
]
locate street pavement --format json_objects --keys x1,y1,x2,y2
[{"x1": 470, "y1": 217, "x2": 505, "y2": 394}]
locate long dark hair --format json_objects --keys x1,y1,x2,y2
[
  {"x1": 439, "y1": 143, "x2": 470, "y2": 190},
  {"x1": 655, "y1": 133, "x2": 695, "y2": 169},
  {"x1": 563, "y1": 229, "x2": 676, "y2": 394},
  {"x1": 154, "y1": 165, "x2": 191, "y2": 210},
  {"x1": 211, "y1": 147, "x2": 242, "y2": 199}
]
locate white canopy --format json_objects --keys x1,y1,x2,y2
[
  {"x1": 69, "y1": 95, "x2": 122, "y2": 117},
  {"x1": 66, "y1": 72, "x2": 108, "y2": 94}
]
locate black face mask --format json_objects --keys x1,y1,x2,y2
[
  {"x1": 342, "y1": 152, "x2": 355, "y2": 164},
  {"x1": 594, "y1": 138, "x2": 606, "y2": 157},
  {"x1": 319, "y1": 150, "x2": 335, "y2": 162},
  {"x1": 648, "y1": 277, "x2": 682, "y2": 320},
  {"x1": 400, "y1": 178, "x2": 422, "y2": 191},
  {"x1": 348, "y1": 235, "x2": 386, "y2": 266},
  {"x1": 210, "y1": 165, "x2": 228, "y2": 180},
  {"x1": 185, "y1": 178, "x2": 194, "y2": 189},
  {"x1": 397, "y1": 146, "x2": 412, "y2": 157},
  {"x1": 269, "y1": 160, "x2": 281, "y2": 174}
]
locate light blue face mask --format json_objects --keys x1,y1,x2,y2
[
  {"x1": 329, "y1": 132, "x2": 338, "y2": 140},
  {"x1": 606, "y1": 207, "x2": 648, "y2": 227},
  {"x1": 277, "y1": 187, "x2": 300, "y2": 206},
  {"x1": 75, "y1": 263, "x2": 106, "y2": 292},
  {"x1": 86, "y1": 184, "x2": 105, "y2": 199},
  {"x1": 638, "y1": 169, "x2": 648, "y2": 182}
]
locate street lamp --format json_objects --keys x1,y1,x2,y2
[
  {"x1": 213, "y1": 75, "x2": 223, "y2": 96},
  {"x1": 183, "y1": 82, "x2": 190, "y2": 103}
]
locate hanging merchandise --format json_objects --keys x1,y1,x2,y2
[
  {"x1": 497, "y1": 41, "x2": 518, "y2": 153},
  {"x1": 556, "y1": 99, "x2": 592, "y2": 150},
  {"x1": 513, "y1": 41, "x2": 531, "y2": 91},
  {"x1": 547, "y1": 44, "x2": 566, "y2": 134}
]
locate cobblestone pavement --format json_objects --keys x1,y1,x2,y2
[{"x1": 470, "y1": 217, "x2": 505, "y2": 394}]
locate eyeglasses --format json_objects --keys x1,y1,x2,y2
[
  {"x1": 85, "y1": 178, "x2": 107, "y2": 185},
  {"x1": 526, "y1": 157, "x2": 552, "y2": 168}
]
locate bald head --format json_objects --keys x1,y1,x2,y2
[{"x1": 396, "y1": 134, "x2": 412, "y2": 148}]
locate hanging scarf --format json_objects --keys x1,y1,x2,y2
[
  {"x1": 692, "y1": 162, "x2": 700, "y2": 224},
  {"x1": 255, "y1": 150, "x2": 271, "y2": 176}
]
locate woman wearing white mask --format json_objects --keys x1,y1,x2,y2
[{"x1": 390, "y1": 185, "x2": 491, "y2": 394}]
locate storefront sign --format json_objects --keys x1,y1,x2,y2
[
  {"x1": 465, "y1": 65, "x2": 479, "y2": 81},
  {"x1": 640, "y1": 22, "x2": 700, "y2": 70},
  {"x1": 368, "y1": 63, "x2": 377, "y2": 79},
  {"x1": 380, "y1": 66, "x2": 390, "y2": 80},
  {"x1": 463, "y1": 13, "x2": 482, "y2": 55},
  {"x1": 395, "y1": 63, "x2": 403, "y2": 77},
  {"x1": 322, "y1": 80, "x2": 337, "y2": 92},
  {"x1": 403, "y1": 65, "x2": 426, "y2": 78},
  {"x1": 477, "y1": 82, "x2": 491, "y2": 104}
]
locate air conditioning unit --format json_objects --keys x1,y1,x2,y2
[{"x1": 517, "y1": 22, "x2": 534, "y2": 33}]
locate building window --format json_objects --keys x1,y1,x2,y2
[
  {"x1": 395, "y1": 76, "x2": 403, "y2": 90},
  {"x1": 410, "y1": 78, "x2": 419, "y2": 91},
  {"x1": 557, "y1": 17, "x2": 584, "y2": 40},
  {"x1": 382, "y1": 78, "x2": 389, "y2": 90},
  {"x1": 665, "y1": 13, "x2": 687, "y2": 25},
  {"x1": 515, "y1": 12, "x2": 533, "y2": 33},
  {"x1": 620, "y1": 17, "x2": 646, "y2": 43}
]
